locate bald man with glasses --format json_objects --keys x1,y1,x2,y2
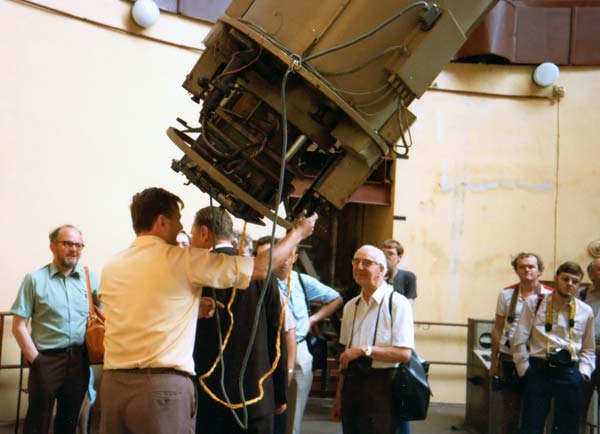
[
  {"x1": 332, "y1": 245, "x2": 414, "y2": 434},
  {"x1": 11, "y1": 224, "x2": 100, "y2": 434}
]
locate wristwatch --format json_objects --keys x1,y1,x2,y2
[{"x1": 364, "y1": 345, "x2": 373, "y2": 357}]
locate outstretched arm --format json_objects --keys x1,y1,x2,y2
[
  {"x1": 309, "y1": 297, "x2": 343, "y2": 329},
  {"x1": 252, "y1": 213, "x2": 317, "y2": 280}
]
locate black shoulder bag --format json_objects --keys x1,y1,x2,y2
[{"x1": 388, "y1": 292, "x2": 432, "y2": 422}]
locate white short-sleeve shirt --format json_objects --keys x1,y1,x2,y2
[
  {"x1": 339, "y1": 283, "x2": 414, "y2": 368},
  {"x1": 496, "y1": 284, "x2": 553, "y2": 354}
]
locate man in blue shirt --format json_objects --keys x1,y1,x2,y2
[
  {"x1": 11, "y1": 225, "x2": 99, "y2": 434},
  {"x1": 260, "y1": 236, "x2": 342, "y2": 434}
]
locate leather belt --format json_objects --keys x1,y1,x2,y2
[
  {"x1": 40, "y1": 345, "x2": 85, "y2": 355},
  {"x1": 530, "y1": 357, "x2": 578, "y2": 369},
  {"x1": 113, "y1": 367, "x2": 190, "y2": 377}
]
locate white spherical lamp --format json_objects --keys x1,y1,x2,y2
[
  {"x1": 132, "y1": 0, "x2": 160, "y2": 28},
  {"x1": 532, "y1": 62, "x2": 560, "y2": 87}
]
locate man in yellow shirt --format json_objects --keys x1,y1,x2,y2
[{"x1": 99, "y1": 187, "x2": 316, "y2": 434}]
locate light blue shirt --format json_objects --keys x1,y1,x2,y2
[
  {"x1": 11, "y1": 263, "x2": 99, "y2": 350},
  {"x1": 277, "y1": 270, "x2": 340, "y2": 341}
]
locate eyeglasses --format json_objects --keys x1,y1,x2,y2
[
  {"x1": 56, "y1": 240, "x2": 85, "y2": 250},
  {"x1": 558, "y1": 275, "x2": 580, "y2": 285},
  {"x1": 352, "y1": 258, "x2": 379, "y2": 268}
]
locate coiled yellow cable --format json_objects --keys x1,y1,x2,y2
[{"x1": 198, "y1": 225, "x2": 291, "y2": 409}]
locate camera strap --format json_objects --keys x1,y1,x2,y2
[
  {"x1": 502, "y1": 285, "x2": 520, "y2": 347},
  {"x1": 544, "y1": 293, "x2": 576, "y2": 357},
  {"x1": 505, "y1": 286, "x2": 545, "y2": 348},
  {"x1": 506, "y1": 284, "x2": 520, "y2": 325},
  {"x1": 297, "y1": 271, "x2": 313, "y2": 317}
]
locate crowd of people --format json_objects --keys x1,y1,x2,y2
[
  {"x1": 9, "y1": 186, "x2": 420, "y2": 434},
  {"x1": 14, "y1": 185, "x2": 600, "y2": 434}
]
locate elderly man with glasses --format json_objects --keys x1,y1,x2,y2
[
  {"x1": 332, "y1": 245, "x2": 415, "y2": 434},
  {"x1": 11, "y1": 224, "x2": 100, "y2": 434}
]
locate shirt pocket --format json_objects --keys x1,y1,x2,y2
[
  {"x1": 573, "y1": 323, "x2": 586, "y2": 341},
  {"x1": 375, "y1": 329, "x2": 392, "y2": 346},
  {"x1": 71, "y1": 282, "x2": 91, "y2": 315}
]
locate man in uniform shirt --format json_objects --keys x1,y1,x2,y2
[
  {"x1": 513, "y1": 261, "x2": 595, "y2": 434},
  {"x1": 99, "y1": 187, "x2": 316, "y2": 434},
  {"x1": 489, "y1": 252, "x2": 552, "y2": 434},
  {"x1": 11, "y1": 225, "x2": 99, "y2": 434},
  {"x1": 577, "y1": 258, "x2": 600, "y2": 419}
]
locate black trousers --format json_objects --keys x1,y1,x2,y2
[
  {"x1": 518, "y1": 357, "x2": 583, "y2": 434},
  {"x1": 25, "y1": 346, "x2": 89, "y2": 434},
  {"x1": 497, "y1": 353, "x2": 525, "y2": 434},
  {"x1": 341, "y1": 364, "x2": 396, "y2": 434},
  {"x1": 196, "y1": 410, "x2": 273, "y2": 434},
  {"x1": 195, "y1": 380, "x2": 274, "y2": 434},
  {"x1": 273, "y1": 410, "x2": 286, "y2": 434}
]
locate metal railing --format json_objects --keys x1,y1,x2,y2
[
  {"x1": 0, "y1": 312, "x2": 471, "y2": 370},
  {"x1": 414, "y1": 320, "x2": 469, "y2": 367},
  {"x1": 0, "y1": 311, "x2": 20, "y2": 369}
]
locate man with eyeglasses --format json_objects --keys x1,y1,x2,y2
[
  {"x1": 11, "y1": 225, "x2": 99, "y2": 434},
  {"x1": 512, "y1": 261, "x2": 595, "y2": 434},
  {"x1": 332, "y1": 245, "x2": 414, "y2": 434}
]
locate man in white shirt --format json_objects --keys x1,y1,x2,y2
[
  {"x1": 332, "y1": 245, "x2": 414, "y2": 434},
  {"x1": 99, "y1": 187, "x2": 317, "y2": 434},
  {"x1": 489, "y1": 252, "x2": 552, "y2": 434},
  {"x1": 512, "y1": 261, "x2": 595, "y2": 434}
]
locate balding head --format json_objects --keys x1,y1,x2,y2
[
  {"x1": 588, "y1": 258, "x2": 600, "y2": 290},
  {"x1": 354, "y1": 245, "x2": 388, "y2": 276},
  {"x1": 352, "y1": 245, "x2": 388, "y2": 293}
]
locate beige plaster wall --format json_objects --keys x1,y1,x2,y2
[
  {"x1": 0, "y1": 1, "x2": 289, "y2": 421},
  {"x1": 396, "y1": 64, "x2": 600, "y2": 403}
]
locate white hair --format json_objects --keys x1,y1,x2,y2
[{"x1": 354, "y1": 245, "x2": 388, "y2": 276}]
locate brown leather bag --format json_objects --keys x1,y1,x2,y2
[{"x1": 84, "y1": 266, "x2": 105, "y2": 364}]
